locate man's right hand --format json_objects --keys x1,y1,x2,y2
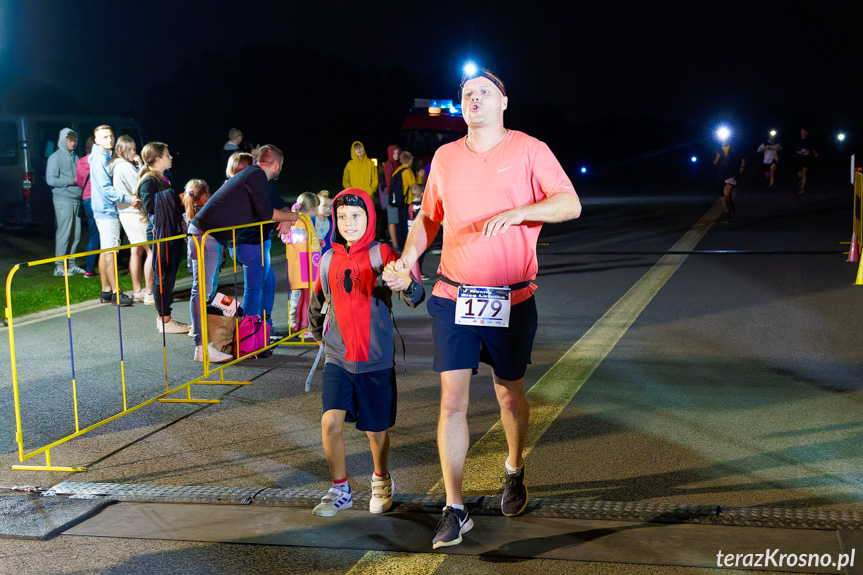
[
  {"x1": 276, "y1": 219, "x2": 296, "y2": 236},
  {"x1": 383, "y1": 259, "x2": 410, "y2": 291}
]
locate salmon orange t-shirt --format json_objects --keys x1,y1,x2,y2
[{"x1": 421, "y1": 130, "x2": 578, "y2": 305}]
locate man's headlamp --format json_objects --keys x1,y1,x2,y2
[{"x1": 459, "y1": 67, "x2": 506, "y2": 100}]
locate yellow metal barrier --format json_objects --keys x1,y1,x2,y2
[
  {"x1": 186, "y1": 216, "x2": 317, "y2": 385},
  {"x1": 5, "y1": 216, "x2": 318, "y2": 471},
  {"x1": 854, "y1": 171, "x2": 863, "y2": 285},
  {"x1": 276, "y1": 213, "x2": 318, "y2": 346}
]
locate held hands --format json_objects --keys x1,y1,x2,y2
[
  {"x1": 130, "y1": 196, "x2": 143, "y2": 209},
  {"x1": 482, "y1": 207, "x2": 526, "y2": 237},
  {"x1": 382, "y1": 259, "x2": 411, "y2": 292}
]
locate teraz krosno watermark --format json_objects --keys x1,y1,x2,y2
[{"x1": 716, "y1": 549, "x2": 855, "y2": 570}]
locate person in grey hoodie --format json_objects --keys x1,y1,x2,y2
[{"x1": 46, "y1": 128, "x2": 85, "y2": 276}]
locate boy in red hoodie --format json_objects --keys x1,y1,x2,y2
[{"x1": 308, "y1": 189, "x2": 424, "y2": 517}]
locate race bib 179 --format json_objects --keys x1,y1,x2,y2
[{"x1": 455, "y1": 286, "x2": 511, "y2": 328}]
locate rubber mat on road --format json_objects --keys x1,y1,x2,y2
[
  {"x1": 64, "y1": 502, "x2": 862, "y2": 573},
  {"x1": 0, "y1": 494, "x2": 113, "y2": 540}
]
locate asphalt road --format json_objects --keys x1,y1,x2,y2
[{"x1": 1, "y1": 178, "x2": 862, "y2": 574}]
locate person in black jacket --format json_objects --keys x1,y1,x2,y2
[
  {"x1": 138, "y1": 142, "x2": 189, "y2": 335},
  {"x1": 188, "y1": 145, "x2": 296, "y2": 362}
]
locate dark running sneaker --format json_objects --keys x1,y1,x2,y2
[
  {"x1": 100, "y1": 291, "x2": 113, "y2": 303},
  {"x1": 112, "y1": 292, "x2": 133, "y2": 307},
  {"x1": 432, "y1": 506, "x2": 473, "y2": 549},
  {"x1": 501, "y1": 465, "x2": 529, "y2": 517}
]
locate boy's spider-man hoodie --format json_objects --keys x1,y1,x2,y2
[{"x1": 309, "y1": 189, "x2": 424, "y2": 374}]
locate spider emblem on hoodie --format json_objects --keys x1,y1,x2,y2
[{"x1": 335, "y1": 260, "x2": 361, "y2": 297}]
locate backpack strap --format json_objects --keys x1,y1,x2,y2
[
  {"x1": 319, "y1": 249, "x2": 335, "y2": 295},
  {"x1": 368, "y1": 240, "x2": 408, "y2": 373},
  {"x1": 369, "y1": 241, "x2": 382, "y2": 271},
  {"x1": 318, "y1": 249, "x2": 335, "y2": 317}
]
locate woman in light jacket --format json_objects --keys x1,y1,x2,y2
[{"x1": 109, "y1": 135, "x2": 153, "y2": 303}]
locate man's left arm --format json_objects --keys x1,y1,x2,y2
[
  {"x1": 91, "y1": 156, "x2": 141, "y2": 208},
  {"x1": 89, "y1": 158, "x2": 124, "y2": 203},
  {"x1": 482, "y1": 191, "x2": 581, "y2": 237}
]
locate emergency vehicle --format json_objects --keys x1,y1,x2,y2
[{"x1": 400, "y1": 99, "x2": 467, "y2": 166}]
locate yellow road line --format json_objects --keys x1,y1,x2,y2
[{"x1": 346, "y1": 200, "x2": 722, "y2": 574}]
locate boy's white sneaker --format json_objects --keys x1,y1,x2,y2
[
  {"x1": 313, "y1": 485, "x2": 353, "y2": 517},
  {"x1": 369, "y1": 475, "x2": 394, "y2": 514}
]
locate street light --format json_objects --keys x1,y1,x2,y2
[{"x1": 838, "y1": 133, "x2": 846, "y2": 142}]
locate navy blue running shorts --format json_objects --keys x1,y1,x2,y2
[
  {"x1": 427, "y1": 295, "x2": 538, "y2": 381},
  {"x1": 321, "y1": 363, "x2": 397, "y2": 432}
]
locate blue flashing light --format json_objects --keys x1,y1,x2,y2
[
  {"x1": 580, "y1": 166, "x2": 587, "y2": 174},
  {"x1": 426, "y1": 99, "x2": 462, "y2": 115},
  {"x1": 691, "y1": 156, "x2": 697, "y2": 163}
]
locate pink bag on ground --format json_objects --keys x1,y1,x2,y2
[{"x1": 237, "y1": 315, "x2": 270, "y2": 357}]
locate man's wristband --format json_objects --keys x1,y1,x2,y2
[{"x1": 403, "y1": 280, "x2": 417, "y2": 297}]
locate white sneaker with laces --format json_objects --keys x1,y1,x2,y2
[
  {"x1": 133, "y1": 291, "x2": 146, "y2": 302},
  {"x1": 370, "y1": 475, "x2": 394, "y2": 514},
  {"x1": 194, "y1": 343, "x2": 232, "y2": 363},
  {"x1": 144, "y1": 293, "x2": 155, "y2": 305},
  {"x1": 313, "y1": 485, "x2": 353, "y2": 517}
]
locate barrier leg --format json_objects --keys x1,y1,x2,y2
[
  {"x1": 848, "y1": 231, "x2": 860, "y2": 263},
  {"x1": 12, "y1": 448, "x2": 86, "y2": 472}
]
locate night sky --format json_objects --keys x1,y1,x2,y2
[{"x1": 1, "y1": 1, "x2": 859, "y2": 187}]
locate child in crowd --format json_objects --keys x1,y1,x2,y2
[
  {"x1": 182, "y1": 179, "x2": 223, "y2": 341},
  {"x1": 388, "y1": 151, "x2": 419, "y2": 252},
  {"x1": 308, "y1": 189, "x2": 424, "y2": 517},
  {"x1": 407, "y1": 183, "x2": 428, "y2": 280},
  {"x1": 182, "y1": 179, "x2": 215, "y2": 274},
  {"x1": 285, "y1": 192, "x2": 321, "y2": 335},
  {"x1": 315, "y1": 190, "x2": 334, "y2": 255},
  {"x1": 182, "y1": 178, "x2": 210, "y2": 223}
]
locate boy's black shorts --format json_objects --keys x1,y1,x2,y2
[
  {"x1": 322, "y1": 363, "x2": 396, "y2": 432},
  {"x1": 427, "y1": 295, "x2": 538, "y2": 381}
]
